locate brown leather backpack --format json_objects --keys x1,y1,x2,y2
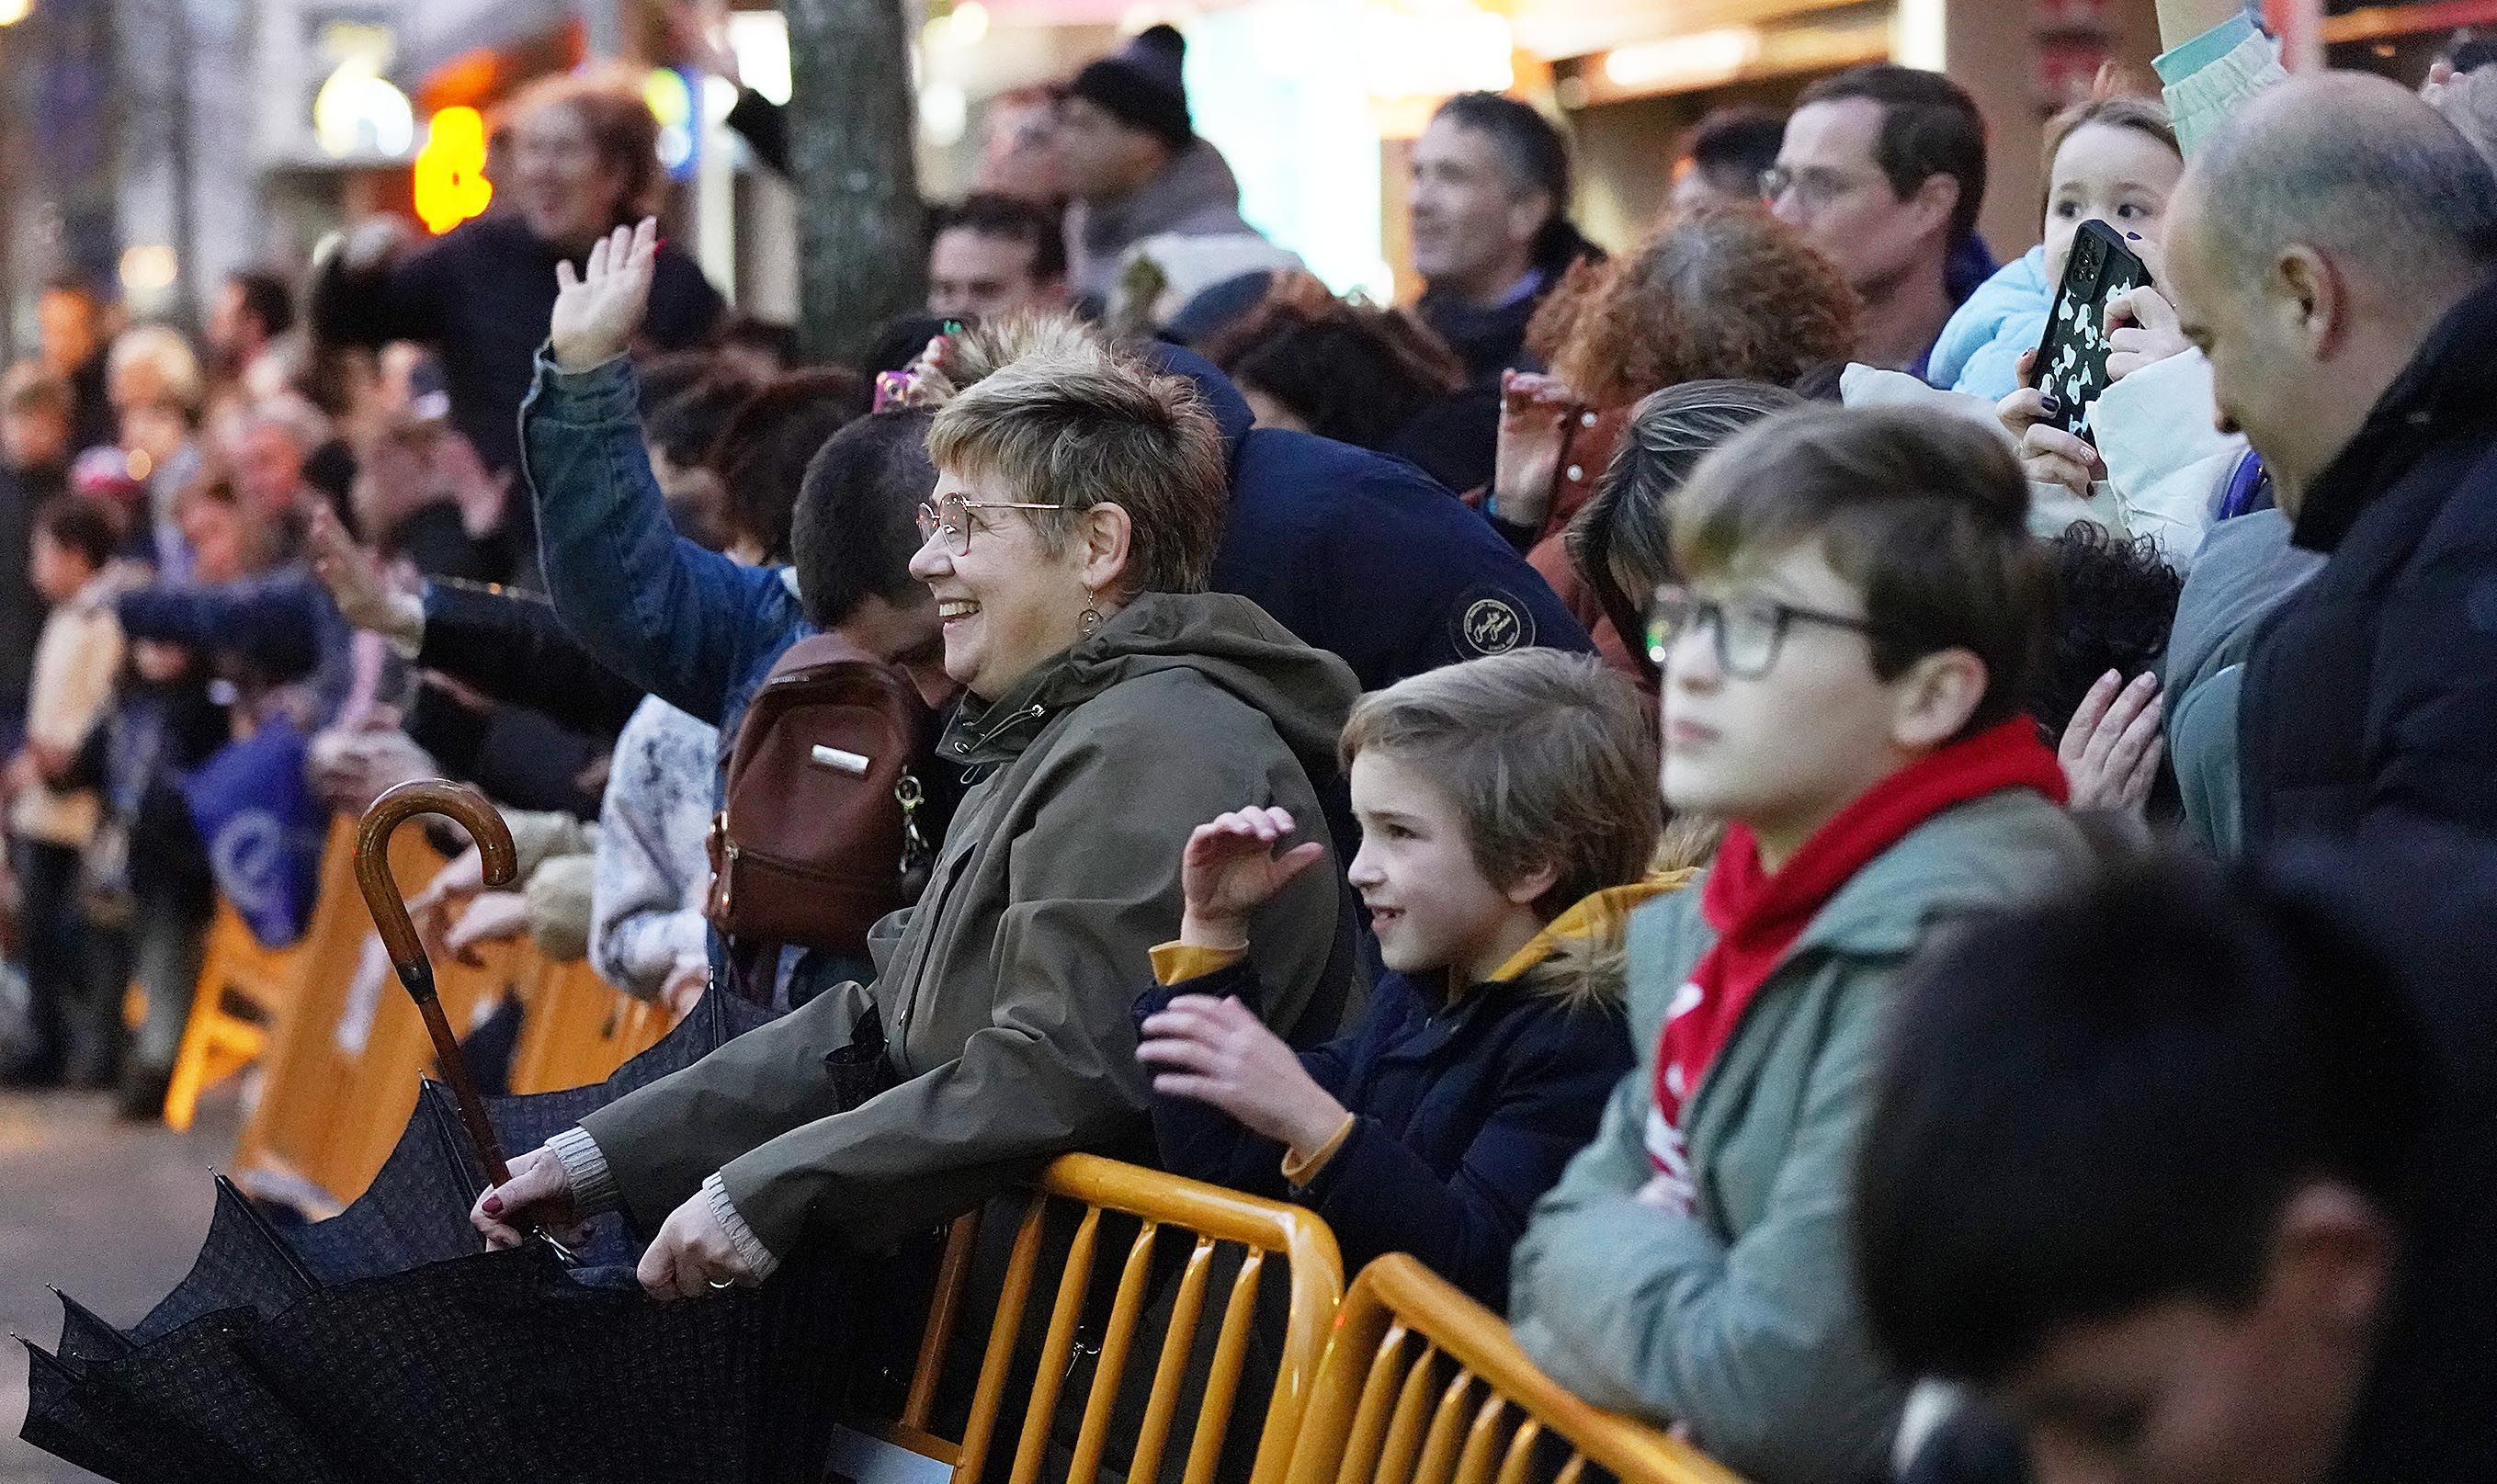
[{"x1": 705, "y1": 631, "x2": 936, "y2": 957}]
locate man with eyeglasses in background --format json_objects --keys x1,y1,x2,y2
[{"x1": 1765, "y1": 65, "x2": 1995, "y2": 379}]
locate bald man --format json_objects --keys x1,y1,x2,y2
[{"x1": 2163, "y1": 74, "x2": 2497, "y2": 849}]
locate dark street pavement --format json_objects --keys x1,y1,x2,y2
[{"x1": 0, "y1": 1086, "x2": 244, "y2": 1483}]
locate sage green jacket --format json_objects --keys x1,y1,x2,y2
[
  {"x1": 580, "y1": 593, "x2": 1357, "y2": 1256},
  {"x1": 1509, "y1": 789, "x2": 2088, "y2": 1484}
]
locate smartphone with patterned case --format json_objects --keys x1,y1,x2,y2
[{"x1": 2026, "y1": 219, "x2": 2151, "y2": 445}]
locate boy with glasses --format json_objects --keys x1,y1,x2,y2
[{"x1": 1508, "y1": 405, "x2": 2089, "y2": 1484}]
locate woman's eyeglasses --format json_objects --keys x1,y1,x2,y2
[
  {"x1": 914, "y1": 495, "x2": 1061, "y2": 556},
  {"x1": 1645, "y1": 583, "x2": 1887, "y2": 680}
]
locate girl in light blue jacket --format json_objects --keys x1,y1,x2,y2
[{"x1": 1928, "y1": 94, "x2": 2182, "y2": 401}]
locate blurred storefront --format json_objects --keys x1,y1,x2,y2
[{"x1": 5, "y1": 0, "x2": 2493, "y2": 349}]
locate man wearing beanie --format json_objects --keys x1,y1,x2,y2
[{"x1": 1056, "y1": 24, "x2": 1263, "y2": 309}]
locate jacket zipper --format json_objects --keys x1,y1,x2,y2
[
  {"x1": 949, "y1": 703, "x2": 1047, "y2": 762},
  {"x1": 896, "y1": 703, "x2": 1046, "y2": 1049}
]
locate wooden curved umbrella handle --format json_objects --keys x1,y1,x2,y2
[
  {"x1": 355, "y1": 779, "x2": 521, "y2": 1188},
  {"x1": 356, "y1": 778, "x2": 517, "y2": 991}
]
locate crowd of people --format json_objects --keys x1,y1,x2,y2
[{"x1": 8, "y1": 0, "x2": 2497, "y2": 1480}]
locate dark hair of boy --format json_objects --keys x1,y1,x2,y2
[
  {"x1": 33, "y1": 494, "x2": 118, "y2": 572},
  {"x1": 1684, "y1": 107, "x2": 1788, "y2": 198},
  {"x1": 930, "y1": 192, "x2": 1069, "y2": 283},
  {"x1": 2032, "y1": 525, "x2": 2182, "y2": 739},
  {"x1": 1671, "y1": 404, "x2": 2049, "y2": 739},
  {"x1": 635, "y1": 350, "x2": 726, "y2": 419},
  {"x1": 1853, "y1": 847, "x2": 2433, "y2": 1388},
  {"x1": 645, "y1": 369, "x2": 760, "y2": 472},
  {"x1": 1203, "y1": 278, "x2": 1466, "y2": 452},
  {"x1": 718, "y1": 313, "x2": 800, "y2": 368},
  {"x1": 789, "y1": 407, "x2": 936, "y2": 632},
  {"x1": 1432, "y1": 91, "x2": 1578, "y2": 265},
  {"x1": 1795, "y1": 64, "x2": 1989, "y2": 247},
  {"x1": 716, "y1": 368, "x2": 868, "y2": 566},
  {"x1": 230, "y1": 268, "x2": 297, "y2": 341},
  {"x1": 1569, "y1": 379, "x2": 1801, "y2": 679}
]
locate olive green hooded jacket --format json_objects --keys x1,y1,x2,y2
[{"x1": 577, "y1": 592, "x2": 1358, "y2": 1256}]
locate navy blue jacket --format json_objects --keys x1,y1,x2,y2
[
  {"x1": 116, "y1": 566, "x2": 358, "y2": 726},
  {"x1": 1138, "y1": 957, "x2": 1631, "y2": 1310},
  {"x1": 2242, "y1": 278, "x2": 2497, "y2": 847},
  {"x1": 1147, "y1": 346, "x2": 1594, "y2": 692}
]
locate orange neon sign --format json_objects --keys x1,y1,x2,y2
[{"x1": 414, "y1": 107, "x2": 494, "y2": 235}]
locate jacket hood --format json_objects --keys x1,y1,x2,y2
[
  {"x1": 1927, "y1": 244, "x2": 2049, "y2": 398},
  {"x1": 1143, "y1": 342, "x2": 1254, "y2": 464},
  {"x1": 1492, "y1": 871, "x2": 1697, "y2": 1009},
  {"x1": 943, "y1": 590, "x2": 1359, "y2": 782},
  {"x1": 2293, "y1": 276, "x2": 2497, "y2": 554},
  {"x1": 1077, "y1": 139, "x2": 1246, "y2": 255}
]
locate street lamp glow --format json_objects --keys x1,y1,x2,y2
[{"x1": 0, "y1": 0, "x2": 33, "y2": 27}]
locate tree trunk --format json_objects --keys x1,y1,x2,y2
[{"x1": 782, "y1": 0, "x2": 925, "y2": 364}]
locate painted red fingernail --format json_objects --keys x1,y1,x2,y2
[{"x1": 482, "y1": 1194, "x2": 504, "y2": 1215}]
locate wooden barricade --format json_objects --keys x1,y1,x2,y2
[
  {"x1": 224, "y1": 811, "x2": 662, "y2": 1211},
  {"x1": 162, "y1": 814, "x2": 362, "y2": 1131},
  {"x1": 1282, "y1": 1253, "x2": 1745, "y2": 1484},
  {"x1": 506, "y1": 956, "x2": 676, "y2": 1095}
]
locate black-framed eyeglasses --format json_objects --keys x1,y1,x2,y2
[
  {"x1": 1646, "y1": 583, "x2": 1886, "y2": 680},
  {"x1": 914, "y1": 494, "x2": 1060, "y2": 556}
]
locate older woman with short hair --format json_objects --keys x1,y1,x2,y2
[{"x1": 479, "y1": 238, "x2": 1356, "y2": 1299}]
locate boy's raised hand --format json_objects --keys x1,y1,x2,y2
[
  {"x1": 1177, "y1": 807, "x2": 1324, "y2": 950},
  {"x1": 550, "y1": 217, "x2": 660, "y2": 373}
]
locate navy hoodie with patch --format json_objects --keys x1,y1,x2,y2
[{"x1": 1144, "y1": 346, "x2": 1592, "y2": 692}]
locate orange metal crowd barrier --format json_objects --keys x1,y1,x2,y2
[
  {"x1": 176, "y1": 810, "x2": 1741, "y2": 1484},
  {"x1": 1283, "y1": 1253, "x2": 1745, "y2": 1484}
]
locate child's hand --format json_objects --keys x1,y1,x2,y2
[
  {"x1": 1136, "y1": 994, "x2": 1350, "y2": 1159},
  {"x1": 550, "y1": 218, "x2": 660, "y2": 372},
  {"x1": 2000, "y1": 354, "x2": 2104, "y2": 500},
  {"x1": 2104, "y1": 287, "x2": 2190, "y2": 383},
  {"x1": 1177, "y1": 807, "x2": 1324, "y2": 950}
]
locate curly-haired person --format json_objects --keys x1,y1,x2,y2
[{"x1": 1482, "y1": 206, "x2": 1861, "y2": 675}]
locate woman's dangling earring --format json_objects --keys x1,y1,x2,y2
[{"x1": 1078, "y1": 590, "x2": 1106, "y2": 637}]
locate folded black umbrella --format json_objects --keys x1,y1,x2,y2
[{"x1": 18, "y1": 783, "x2": 838, "y2": 1484}]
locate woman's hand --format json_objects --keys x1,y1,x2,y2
[
  {"x1": 2000, "y1": 353, "x2": 2104, "y2": 500},
  {"x1": 638, "y1": 1188, "x2": 763, "y2": 1300},
  {"x1": 472, "y1": 1145, "x2": 585, "y2": 1249},
  {"x1": 1176, "y1": 807, "x2": 1324, "y2": 950},
  {"x1": 1136, "y1": 994, "x2": 1349, "y2": 1159},
  {"x1": 2104, "y1": 286, "x2": 2191, "y2": 383},
  {"x1": 2060, "y1": 670, "x2": 2165, "y2": 814},
  {"x1": 550, "y1": 218, "x2": 659, "y2": 372},
  {"x1": 303, "y1": 495, "x2": 425, "y2": 648},
  {"x1": 1491, "y1": 370, "x2": 1580, "y2": 533}
]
